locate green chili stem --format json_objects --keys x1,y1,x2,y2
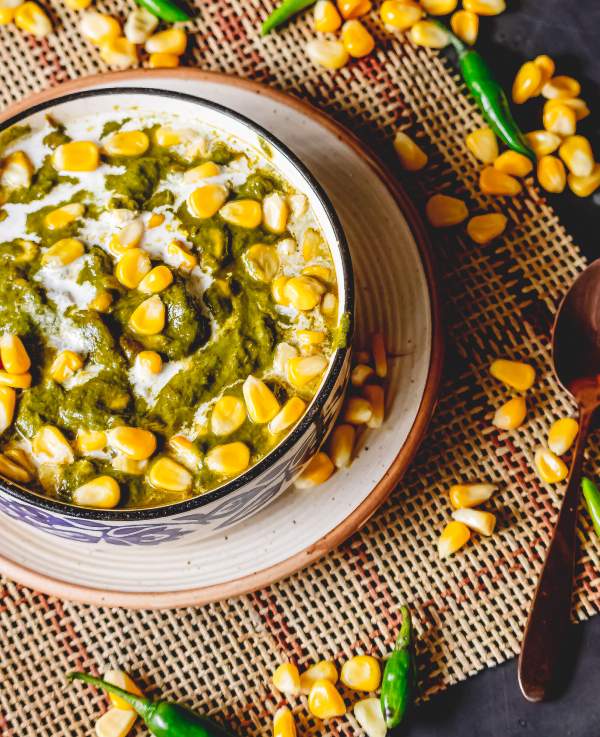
[
  {"x1": 261, "y1": 0, "x2": 316, "y2": 35},
  {"x1": 582, "y1": 477, "x2": 600, "y2": 537},
  {"x1": 135, "y1": 0, "x2": 190, "y2": 23},
  {"x1": 395, "y1": 605, "x2": 412, "y2": 651}
]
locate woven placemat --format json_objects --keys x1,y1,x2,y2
[{"x1": 1, "y1": 1, "x2": 599, "y2": 735}]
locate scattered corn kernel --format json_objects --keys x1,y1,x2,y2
[
  {"x1": 313, "y1": 0, "x2": 342, "y2": 32},
  {"x1": 353, "y1": 698, "x2": 387, "y2": 737},
  {"x1": 450, "y1": 9, "x2": 478, "y2": 44},
  {"x1": 73, "y1": 476, "x2": 120, "y2": 509},
  {"x1": 76, "y1": 429, "x2": 107, "y2": 454},
  {"x1": 300, "y1": 661, "x2": 338, "y2": 694},
  {"x1": 135, "y1": 350, "x2": 162, "y2": 375},
  {"x1": 244, "y1": 244, "x2": 280, "y2": 282},
  {"x1": 138, "y1": 265, "x2": 173, "y2": 294},
  {"x1": 211, "y1": 396, "x2": 247, "y2": 436},
  {"x1": 338, "y1": 0, "x2": 371, "y2": 18},
  {"x1": 306, "y1": 38, "x2": 350, "y2": 69},
  {"x1": 462, "y1": 0, "x2": 505, "y2": 14},
  {"x1": 379, "y1": 0, "x2": 423, "y2": 30},
  {"x1": 0, "y1": 334, "x2": 30, "y2": 374},
  {"x1": 95, "y1": 707, "x2": 137, "y2": 737},
  {"x1": 490, "y1": 359, "x2": 535, "y2": 391},
  {"x1": 543, "y1": 102, "x2": 576, "y2": 137},
  {"x1": 284, "y1": 276, "x2": 325, "y2": 311},
  {"x1": 492, "y1": 396, "x2": 526, "y2": 430},
  {"x1": 243, "y1": 375, "x2": 280, "y2": 423},
  {"x1": 425, "y1": 194, "x2": 468, "y2": 227},
  {"x1": 108, "y1": 426, "x2": 156, "y2": 461},
  {"x1": 393, "y1": 131, "x2": 428, "y2": 171},
  {"x1": 480, "y1": 166, "x2": 522, "y2": 196},
  {"x1": 542, "y1": 75, "x2": 581, "y2": 100},
  {"x1": 53, "y1": 141, "x2": 100, "y2": 172},
  {"x1": 32, "y1": 425, "x2": 74, "y2": 464},
  {"x1": 42, "y1": 238, "x2": 84, "y2": 266},
  {"x1": 104, "y1": 670, "x2": 144, "y2": 711},
  {"x1": 341, "y1": 19, "x2": 375, "y2": 58},
  {"x1": 494, "y1": 150, "x2": 533, "y2": 177},
  {"x1": 205, "y1": 441, "x2": 251, "y2": 476},
  {"x1": 466, "y1": 212, "x2": 507, "y2": 244},
  {"x1": 0, "y1": 151, "x2": 34, "y2": 189},
  {"x1": 534, "y1": 447, "x2": 568, "y2": 484},
  {"x1": 308, "y1": 679, "x2": 346, "y2": 718},
  {"x1": 145, "y1": 27, "x2": 187, "y2": 55},
  {"x1": 104, "y1": 130, "x2": 149, "y2": 158},
  {"x1": 287, "y1": 355, "x2": 328, "y2": 387},
  {"x1": 89, "y1": 291, "x2": 113, "y2": 312},
  {"x1": 532, "y1": 54, "x2": 555, "y2": 92},
  {"x1": 128, "y1": 295, "x2": 165, "y2": 336},
  {"x1": 100, "y1": 37, "x2": 138, "y2": 70},
  {"x1": 537, "y1": 155, "x2": 566, "y2": 193},
  {"x1": 548, "y1": 417, "x2": 579, "y2": 456},
  {"x1": 183, "y1": 162, "x2": 221, "y2": 182},
  {"x1": 50, "y1": 350, "x2": 83, "y2": 383},
  {"x1": 545, "y1": 96, "x2": 590, "y2": 121},
  {"x1": 0, "y1": 453, "x2": 32, "y2": 483},
  {"x1": 44, "y1": 203, "x2": 84, "y2": 231},
  {"x1": 0, "y1": 387, "x2": 16, "y2": 435},
  {"x1": 295, "y1": 452, "x2": 335, "y2": 488},
  {"x1": 421, "y1": 0, "x2": 457, "y2": 14},
  {"x1": 148, "y1": 52, "x2": 180, "y2": 69},
  {"x1": 219, "y1": 199, "x2": 262, "y2": 228},
  {"x1": 262, "y1": 192, "x2": 289, "y2": 234},
  {"x1": 340, "y1": 655, "x2": 381, "y2": 692},
  {"x1": 273, "y1": 663, "x2": 301, "y2": 696},
  {"x1": 328, "y1": 424, "x2": 355, "y2": 469},
  {"x1": 268, "y1": 397, "x2": 306, "y2": 435},
  {"x1": 115, "y1": 248, "x2": 151, "y2": 289},
  {"x1": 466, "y1": 126, "x2": 498, "y2": 164},
  {"x1": 343, "y1": 397, "x2": 373, "y2": 425},
  {"x1": 525, "y1": 130, "x2": 561, "y2": 158},
  {"x1": 512, "y1": 61, "x2": 543, "y2": 104},
  {"x1": 558, "y1": 135, "x2": 594, "y2": 178},
  {"x1": 363, "y1": 384, "x2": 384, "y2": 428},
  {"x1": 14, "y1": 2, "x2": 52, "y2": 37},
  {"x1": 449, "y1": 482, "x2": 496, "y2": 509},
  {"x1": 452, "y1": 508, "x2": 496, "y2": 536},
  {"x1": 409, "y1": 19, "x2": 449, "y2": 48},
  {"x1": 147, "y1": 456, "x2": 192, "y2": 493},
  {"x1": 438, "y1": 520, "x2": 470, "y2": 558},
  {"x1": 568, "y1": 163, "x2": 600, "y2": 197},
  {"x1": 80, "y1": 11, "x2": 120, "y2": 45},
  {"x1": 351, "y1": 363, "x2": 374, "y2": 387},
  {"x1": 124, "y1": 5, "x2": 157, "y2": 43},
  {"x1": 0, "y1": 371, "x2": 31, "y2": 389},
  {"x1": 0, "y1": 6, "x2": 15, "y2": 24},
  {"x1": 273, "y1": 707, "x2": 296, "y2": 737}
]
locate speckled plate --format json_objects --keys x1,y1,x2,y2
[{"x1": 0, "y1": 70, "x2": 442, "y2": 608}]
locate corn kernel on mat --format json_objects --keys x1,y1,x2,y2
[{"x1": 1, "y1": 1, "x2": 599, "y2": 735}]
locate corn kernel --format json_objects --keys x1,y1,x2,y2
[
  {"x1": 343, "y1": 397, "x2": 372, "y2": 425},
  {"x1": 466, "y1": 126, "x2": 498, "y2": 164},
  {"x1": 113, "y1": 455, "x2": 148, "y2": 476},
  {"x1": 494, "y1": 150, "x2": 533, "y2": 177},
  {"x1": 129, "y1": 296, "x2": 164, "y2": 335},
  {"x1": 338, "y1": 0, "x2": 371, "y2": 18},
  {"x1": 103, "y1": 670, "x2": 144, "y2": 711},
  {"x1": 155, "y1": 126, "x2": 183, "y2": 147},
  {"x1": 147, "y1": 456, "x2": 192, "y2": 493},
  {"x1": 532, "y1": 54, "x2": 555, "y2": 93},
  {"x1": 148, "y1": 52, "x2": 180, "y2": 69},
  {"x1": 72, "y1": 475, "x2": 120, "y2": 509},
  {"x1": 462, "y1": 0, "x2": 505, "y2": 14},
  {"x1": 393, "y1": 131, "x2": 428, "y2": 171},
  {"x1": 301, "y1": 228, "x2": 323, "y2": 261},
  {"x1": 244, "y1": 244, "x2": 280, "y2": 282},
  {"x1": 490, "y1": 359, "x2": 535, "y2": 391},
  {"x1": 525, "y1": 130, "x2": 561, "y2": 158},
  {"x1": 219, "y1": 199, "x2": 262, "y2": 228},
  {"x1": 568, "y1": 163, "x2": 600, "y2": 197},
  {"x1": 450, "y1": 10, "x2": 478, "y2": 44},
  {"x1": 268, "y1": 397, "x2": 306, "y2": 434},
  {"x1": 306, "y1": 38, "x2": 350, "y2": 69},
  {"x1": 340, "y1": 655, "x2": 381, "y2": 692},
  {"x1": 537, "y1": 155, "x2": 566, "y2": 193},
  {"x1": 452, "y1": 508, "x2": 496, "y2": 536},
  {"x1": 558, "y1": 135, "x2": 594, "y2": 178},
  {"x1": 0, "y1": 371, "x2": 31, "y2": 389},
  {"x1": 297, "y1": 330, "x2": 327, "y2": 348},
  {"x1": 421, "y1": 0, "x2": 457, "y2": 13},
  {"x1": 167, "y1": 240, "x2": 197, "y2": 272},
  {"x1": 328, "y1": 424, "x2": 355, "y2": 469},
  {"x1": 273, "y1": 707, "x2": 296, "y2": 737},
  {"x1": 380, "y1": 0, "x2": 422, "y2": 29},
  {"x1": 107, "y1": 426, "x2": 156, "y2": 462},
  {"x1": 438, "y1": 520, "x2": 470, "y2": 558},
  {"x1": 89, "y1": 290, "x2": 113, "y2": 312},
  {"x1": 206, "y1": 441, "x2": 251, "y2": 476},
  {"x1": 50, "y1": 350, "x2": 83, "y2": 383},
  {"x1": 548, "y1": 417, "x2": 579, "y2": 456},
  {"x1": 243, "y1": 375, "x2": 280, "y2": 423},
  {"x1": 321, "y1": 292, "x2": 337, "y2": 318},
  {"x1": 466, "y1": 212, "x2": 507, "y2": 244},
  {"x1": 480, "y1": 166, "x2": 522, "y2": 196},
  {"x1": 351, "y1": 364, "x2": 374, "y2": 387},
  {"x1": 425, "y1": 194, "x2": 468, "y2": 227},
  {"x1": 183, "y1": 162, "x2": 221, "y2": 183},
  {"x1": 14, "y1": 2, "x2": 52, "y2": 37},
  {"x1": 0, "y1": 453, "x2": 32, "y2": 483},
  {"x1": 76, "y1": 429, "x2": 107, "y2": 454},
  {"x1": 272, "y1": 662, "x2": 301, "y2": 696},
  {"x1": 53, "y1": 141, "x2": 100, "y2": 172},
  {"x1": 341, "y1": 19, "x2": 375, "y2": 58},
  {"x1": 512, "y1": 61, "x2": 543, "y2": 104},
  {"x1": 211, "y1": 395, "x2": 247, "y2": 436},
  {"x1": 545, "y1": 97, "x2": 590, "y2": 121},
  {"x1": 300, "y1": 661, "x2": 338, "y2": 694},
  {"x1": 492, "y1": 396, "x2": 526, "y2": 430},
  {"x1": 44, "y1": 202, "x2": 85, "y2": 231},
  {"x1": 284, "y1": 276, "x2": 325, "y2": 311},
  {"x1": 100, "y1": 36, "x2": 138, "y2": 69},
  {"x1": 542, "y1": 75, "x2": 581, "y2": 100},
  {"x1": 0, "y1": 7, "x2": 15, "y2": 24},
  {"x1": 0, "y1": 151, "x2": 34, "y2": 190},
  {"x1": 534, "y1": 447, "x2": 568, "y2": 484},
  {"x1": 301, "y1": 265, "x2": 333, "y2": 283},
  {"x1": 124, "y1": 5, "x2": 157, "y2": 43},
  {"x1": 104, "y1": 130, "x2": 149, "y2": 158},
  {"x1": 95, "y1": 708, "x2": 137, "y2": 737},
  {"x1": 262, "y1": 192, "x2": 289, "y2": 234},
  {"x1": 295, "y1": 451, "x2": 335, "y2": 488},
  {"x1": 109, "y1": 219, "x2": 145, "y2": 256},
  {"x1": 138, "y1": 265, "x2": 173, "y2": 294},
  {"x1": 409, "y1": 19, "x2": 449, "y2": 48},
  {"x1": 148, "y1": 213, "x2": 165, "y2": 229},
  {"x1": 371, "y1": 333, "x2": 387, "y2": 378},
  {"x1": 135, "y1": 350, "x2": 162, "y2": 375},
  {"x1": 449, "y1": 482, "x2": 496, "y2": 509},
  {"x1": 115, "y1": 248, "x2": 151, "y2": 289},
  {"x1": 80, "y1": 11, "x2": 120, "y2": 45},
  {"x1": 0, "y1": 334, "x2": 30, "y2": 374},
  {"x1": 273, "y1": 342, "x2": 298, "y2": 375},
  {"x1": 186, "y1": 185, "x2": 228, "y2": 219},
  {"x1": 363, "y1": 384, "x2": 384, "y2": 428},
  {"x1": 145, "y1": 27, "x2": 187, "y2": 55},
  {"x1": 353, "y1": 697, "x2": 386, "y2": 737},
  {"x1": 32, "y1": 425, "x2": 74, "y2": 464},
  {"x1": 313, "y1": 0, "x2": 342, "y2": 32},
  {"x1": 287, "y1": 355, "x2": 328, "y2": 387},
  {"x1": 543, "y1": 102, "x2": 576, "y2": 137},
  {"x1": 308, "y1": 679, "x2": 346, "y2": 718},
  {"x1": 42, "y1": 238, "x2": 84, "y2": 267},
  {"x1": 0, "y1": 386, "x2": 16, "y2": 435}
]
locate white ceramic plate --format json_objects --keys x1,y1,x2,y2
[{"x1": 0, "y1": 71, "x2": 442, "y2": 607}]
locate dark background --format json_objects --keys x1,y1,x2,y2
[{"x1": 408, "y1": 3, "x2": 600, "y2": 735}]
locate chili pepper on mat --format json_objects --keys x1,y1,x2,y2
[
  {"x1": 437, "y1": 21, "x2": 535, "y2": 162},
  {"x1": 135, "y1": 0, "x2": 190, "y2": 23},
  {"x1": 380, "y1": 605, "x2": 416, "y2": 729},
  {"x1": 261, "y1": 0, "x2": 316, "y2": 35},
  {"x1": 68, "y1": 673, "x2": 238, "y2": 737},
  {"x1": 582, "y1": 477, "x2": 600, "y2": 537}
]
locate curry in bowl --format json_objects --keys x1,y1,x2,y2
[{"x1": 0, "y1": 108, "x2": 346, "y2": 510}]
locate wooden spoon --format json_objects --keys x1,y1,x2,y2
[{"x1": 518, "y1": 259, "x2": 600, "y2": 702}]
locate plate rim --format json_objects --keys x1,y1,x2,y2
[{"x1": 0, "y1": 68, "x2": 444, "y2": 609}]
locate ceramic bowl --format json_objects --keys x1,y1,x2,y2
[{"x1": 0, "y1": 88, "x2": 354, "y2": 545}]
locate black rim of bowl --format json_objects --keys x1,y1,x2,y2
[{"x1": 0, "y1": 87, "x2": 354, "y2": 521}]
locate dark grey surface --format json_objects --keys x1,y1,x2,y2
[{"x1": 406, "y1": 3, "x2": 600, "y2": 734}]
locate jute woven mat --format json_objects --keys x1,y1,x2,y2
[{"x1": 1, "y1": 2, "x2": 599, "y2": 735}]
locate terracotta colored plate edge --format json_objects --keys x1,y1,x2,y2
[{"x1": 0, "y1": 68, "x2": 444, "y2": 609}]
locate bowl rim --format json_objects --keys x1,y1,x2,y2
[{"x1": 0, "y1": 86, "x2": 354, "y2": 521}]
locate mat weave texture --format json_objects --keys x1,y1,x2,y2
[{"x1": 1, "y1": 1, "x2": 599, "y2": 735}]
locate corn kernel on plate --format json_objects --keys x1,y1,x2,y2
[{"x1": 0, "y1": 71, "x2": 441, "y2": 607}]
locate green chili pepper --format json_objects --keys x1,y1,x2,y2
[
  {"x1": 437, "y1": 22, "x2": 535, "y2": 161},
  {"x1": 135, "y1": 0, "x2": 190, "y2": 23},
  {"x1": 68, "y1": 673, "x2": 237, "y2": 737},
  {"x1": 261, "y1": 0, "x2": 316, "y2": 36},
  {"x1": 380, "y1": 606, "x2": 415, "y2": 729},
  {"x1": 582, "y1": 477, "x2": 600, "y2": 537}
]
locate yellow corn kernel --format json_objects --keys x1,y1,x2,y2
[
  {"x1": 211, "y1": 395, "x2": 247, "y2": 436},
  {"x1": 0, "y1": 6, "x2": 15, "y2": 24},
  {"x1": 115, "y1": 248, "x2": 151, "y2": 289},
  {"x1": 449, "y1": 482, "x2": 496, "y2": 509},
  {"x1": 452, "y1": 508, "x2": 496, "y2": 536},
  {"x1": 301, "y1": 228, "x2": 323, "y2": 261},
  {"x1": 543, "y1": 102, "x2": 576, "y2": 137},
  {"x1": 124, "y1": 6, "x2": 158, "y2": 43},
  {"x1": 568, "y1": 163, "x2": 600, "y2": 197},
  {"x1": 32, "y1": 425, "x2": 74, "y2": 464},
  {"x1": 313, "y1": 0, "x2": 342, "y2": 32},
  {"x1": 548, "y1": 417, "x2": 579, "y2": 456},
  {"x1": 44, "y1": 202, "x2": 84, "y2": 231},
  {"x1": 244, "y1": 244, "x2": 280, "y2": 282},
  {"x1": 558, "y1": 135, "x2": 594, "y2": 178},
  {"x1": 284, "y1": 276, "x2": 324, "y2": 311},
  {"x1": 512, "y1": 61, "x2": 543, "y2": 104},
  {"x1": 269, "y1": 277, "x2": 289, "y2": 307},
  {"x1": 300, "y1": 661, "x2": 338, "y2": 694},
  {"x1": 243, "y1": 375, "x2": 280, "y2": 424},
  {"x1": 53, "y1": 141, "x2": 100, "y2": 172},
  {"x1": 268, "y1": 397, "x2": 306, "y2": 434},
  {"x1": 340, "y1": 655, "x2": 381, "y2": 692},
  {"x1": 138, "y1": 265, "x2": 173, "y2": 294},
  {"x1": 94, "y1": 707, "x2": 136, "y2": 737},
  {"x1": 425, "y1": 194, "x2": 468, "y2": 227},
  {"x1": 103, "y1": 670, "x2": 144, "y2": 711},
  {"x1": 341, "y1": 19, "x2": 375, "y2": 58},
  {"x1": 380, "y1": 0, "x2": 422, "y2": 30},
  {"x1": 363, "y1": 384, "x2": 384, "y2": 428},
  {"x1": 167, "y1": 240, "x2": 197, "y2": 272},
  {"x1": 148, "y1": 52, "x2": 180, "y2": 68},
  {"x1": 343, "y1": 397, "x2": 372, "y2": 425},
  {"x1": 462, "y1": 0, "x2": 505, "y2": 14},
  {"x1": 328, "y1": 424, "x2": 355, "y2": 468},
  {"x1": 465, "y1": 126, "x2": 498, "y2": 165},
  {"x1": 14, "y1": 2, "x2": 52, "y2": 36},
  {"x1": 534, "y1": 447, "x2": 568, "y2": 484},
  {"x1": 0, "y1": 335, "x2": 30, "y2": 374},
  {"x1": 100, "y1": 36, "x2": 138, "y2": 69},
  {"x1": 0, "y1": 452, "x2": 32, "y2": 483},
  {"x1": 421, "y1": 0, "x2": 457, "y2": 13},
  {"x1": 490, "y1": 359, "x2": 535, "y2": 391},
  {"x1": 154, "y1": 126, "x2": 183, "y2": 147},
  {"x1": 525, "y1": 130, "x2": 561, "y2": 158},
  {"x1": 295, "y1": 452, "x2": 335, "y2": 489},
  {"x1": 438, "y1": 520, "x2": 470, "y2": 558},
  {"x1": 109, "y1": 219, "x2": 145, "y2": 256},
  {"x1": 0, "y1": 386, "x2": 16, "y2": 435},
  {"x1": 371, "y1": 332, "x2": 387, "y2": 378},
  {"x1": 545, "y1": 96, "x2": 590, "y2": 121},
  {"x1": 183, "y1": 162, "x2": 221, "y2": 182},
  {"x1": 89, "y1": 290, "x2": 113, "y2": 312},
  {"x1": 3, "y1": 448, "x2": 35, "y2": 477},
  {"x1": 273, "y1": 707, "x2": 296, "y2": 737},
  {"x1": 480, "y1": 166, "x2": 522, "y2": 196},
  {"x1": 148, "y1": 213, "x2": 165, "y2": 228},
  {"x1": 353, "y1": 698, "x2": 386, "y2": 737},
  {"x1": 72, "y1": 476, "x2": 120, "y2": 509},
  {"x1": 532, "y1": 54, "x2": 555, "y2": 93},
  {"x1": 147, "y1": 456, "x2": 193, "y2": 493},
  {"x1": 76, "y1": 429, "x2": 107, "y2": 454},
  {"x1": 542, "y1": 75, "x2": 580, "y2": 100},
  {"x1": 306, "y1": 38, "x2": 350, "y2": 69},
  {"x1": 80, "y1": 11, "x2": 120, "y2": 45},
  {"x1": 351, "y1": 364, "x2": 374, "y2": 387},
  {"x1": 301, "y1": 265, "x2": 333, "y2": 283},
  {"x1": 537, "y1": 155, "x2": 566, "y2": 193},
  {"x1": 108, "y1": 426, "x2": 156, "y2": 461},
  {"x1": 219, "y1": 199, "x2": 262, "y2": 229},
  {"x1": 492, "y1": 396, "x2": 526, "y2": 430},
  {"x1": 104, "y1": 130, "x2": 149, "y2": 157},
  {"x1": 145, "y1": 27, "x2": 187, "y2": 55},
  {"x1": 112, "y1": 454, "x2": 147, "y2": 475},
  {"x1": 321, "y1": 293, "x2": 337, "y2": 319},
  {"x1": 393, "y1": 131, "x2": 428, "y2": 171},
  {"x1": 187, "y1": 185, "x2": 228, "y2": 219},
  {"x1": 206, "y1": 441, "x2": 251, "y2": 476},
  {"x1": 338, "y1": 0, "x2": 371, "y2": 18},
  {"x1": 450, "y1": 9, "x2": 478, "y2": 44},
  {"x1": 135, "y1": 350, "x2": 162, "y2": 374},
  {"x1": 0, "y1": 371, "x2": 31, "y2": 389},
  {"x1": 308, "y1": 679, "x2": 346, "y2": 719},
  {"x1": 128, "y1": 295, "x2": 165, "y2": 336},
  {"x1": 0, "y1": 151, "x2": 33, "y2": 190},
  {"x1": 167, "y1": 435, "x2": 202, "y2": 472},
  {"x1": 409, "y1": 19, "x2": 449, "y2": 48},
  {"x1": 272, "y1": 662, "x2": 301, "y2": 696},
  {"x1": 50, "y1": 350, "x2": 83, "y2": 383},
  {"x1": 493, "y1": 150, "x2": 533, "y2": 177},
  {"x1": 262, "y1": 192, "x2": 289, "y2": 234},
  {"x1": 42, "y1": 238, "x2": 84, "y2": 267},
  {"x1": 287, "y1": 355, "x2": 328, "y2": 387},
  {"x1": 297, "y1": 330, "x2": 327, "y2": 349},
  {"x1": 466, "y1": 212, "x2": 507, "y2": 245}
]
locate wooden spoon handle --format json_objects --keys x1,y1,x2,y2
[{"x1": 518, "y1": 410, "x2": 591, "y2": 702}]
